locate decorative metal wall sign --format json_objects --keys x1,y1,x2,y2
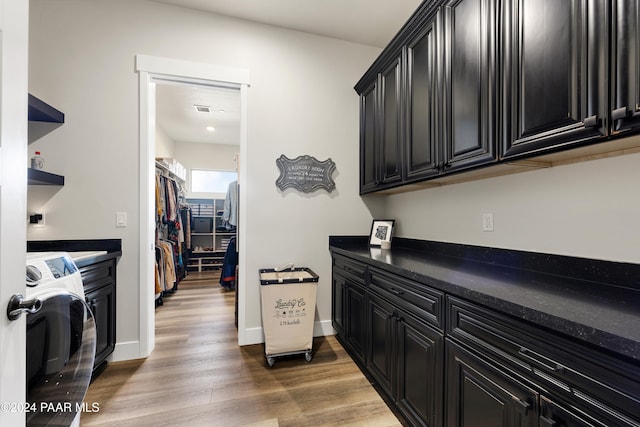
[{"x1": 275, "y1": 155, "x2": 336, "y2": 193}]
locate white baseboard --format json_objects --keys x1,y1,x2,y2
[
  {"x1": 112, "y1": 340, "x2": 145, "y2": 362},
  {"x1": 314, "y1": 319, "x2": 336, "y2": 337}
]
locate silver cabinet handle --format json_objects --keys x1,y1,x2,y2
[
  {"x1": 6, "y1": 294, "x2": 42, "y2": 321},
  {"x1": 611, "y1": 106, "x2": 629, "y2": 121}
]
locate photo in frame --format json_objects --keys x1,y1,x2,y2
[{"x1": 369, "y1": 219, "x2": 395, "y2": 246}]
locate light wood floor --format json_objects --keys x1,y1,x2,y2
[{"x1": 82, "y1": 270, "x2": 401, "y2": 427}]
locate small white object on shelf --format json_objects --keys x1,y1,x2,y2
[{"x1": 31, "y1": 151, "x2": 44, "y2": 170}]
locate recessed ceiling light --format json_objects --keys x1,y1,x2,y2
[
  {"x1": 218, "y1": 109, "x2": 225, "y2": 113},
  {"x1": 194, "y1": 104, "x2": 211, "y2": 113},
  {"x1": 206, "y1": 126, "x2": 215, "y2": 132}
]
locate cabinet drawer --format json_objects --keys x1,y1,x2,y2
[
  {"x1": 333, "y1": 254, "x2": 367, "y2": 282},
  {"x1": 447, "y1": 296, "x2": 640, "y2": 423},
  {"x1": 370, "y1": 267, "x2": 444, "y2": 330},
  {"x1": 79, "y1": 259, "x2": 116, "y2": 294}
]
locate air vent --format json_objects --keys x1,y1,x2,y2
[{"x1": 194, "y1": 104, "x2": 211, "y2": 113}]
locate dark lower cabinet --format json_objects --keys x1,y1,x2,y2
[
  {"x1": 368, "y1": 291, "x2": 444, "y2": 427},
  {"x1": 332, "y1": 270, "x2": 366, "y2": 365},
  {"x1": 396, "y1": 308, "x2": 444, "y2": 427},
  {"x1": 331, "y1": 249, "x2": 640, "y2": 427},
  {"x1": 446, "y1": 340, "x2": 538, "y2": 427},
  {"x1": 447, "y1": 296, "x2": 640, "y2": 427},
  {"x1": 345, "y1": 280, "x2": 366, "y2": 363},
  {"x1": 368, "y1": 292, "x2": 395, "y2": 396},
  {"x1": 86, "y1": 284, "x2": 115, "y2": 376},
  {"x1": 78, "y1": 258, "x2": 117, "y2": 379}
]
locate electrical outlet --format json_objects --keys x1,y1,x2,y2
[
  {"x1": 29, "y1": 212, "x2": 46, "y2": 228},
  {"x1": 482, "y1": 213, "x2": 494, "y2": 232}
]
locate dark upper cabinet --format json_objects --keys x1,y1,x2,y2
[
  {"x1": 611, "y1": 0, "x2": 640, "y2": 135},
  {"x1": 360, "y1": 82, "x2": 378, "y2": 193},
  {"x1": 442, "y1": 0, "x2": 498, "y2": 170},
  {"x1": 356, "y1": 0, "x2": 640, "y2": 194},
  {"x1": 358, "y1": 54, "x2": 404, "y2": 194},
  {"x1": 380, "y1": 57, "x2": 404, "y2": 186},
  {"x1": 501, "y1": 0, "x2": 608, "y2": 159},
  {"x1": 405, "y1": 13, "x2": 441, "y2": 182}
]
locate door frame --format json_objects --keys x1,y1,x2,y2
[{"x1": 136, "y1": 55, "x2": 249, "y2": 357}]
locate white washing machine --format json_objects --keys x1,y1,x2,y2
[{"x1": 24, "y1": 252, "x2": 96, "y2": 427}]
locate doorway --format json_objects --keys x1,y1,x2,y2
[
  {"x1": 136, "y1": 55, "x2": 249, "y2": 357},
  {"x1": 155, "y1": 81, "x2": 239, "y2": 291}
]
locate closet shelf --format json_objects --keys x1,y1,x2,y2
[
  {"x1": 28, "y1": 168, "x2": 65, "y2": 186},
  {"x1": 28, "y1": 93, "x2": 65, "y2": 143}
]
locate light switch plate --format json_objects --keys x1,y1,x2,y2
[{"x1": 116, "y1": 212, "x2": 127, "y2": 227}]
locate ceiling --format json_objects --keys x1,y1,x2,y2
[
  {"x1": 156, "y1": 83, "x2": 241, "y2": 145},
  {"x1": 152, "y1": 0, "x2": 422, "y2": 145}
]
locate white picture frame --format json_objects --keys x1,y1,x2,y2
[{"x1": 369, "y1": 219, "x2": 395, "y2": 246}]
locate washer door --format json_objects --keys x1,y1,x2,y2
[{"x1": 26, "y1": 290, "x2": 96, "y2": 426}]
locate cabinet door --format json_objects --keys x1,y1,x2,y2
[
  {"x1": 367, "y1": 292, "x2": 395, "y2": 398},
  {"x1": 406, "y1": 17, "x2": 441, "y2": 182},
  {"x1": 87, "y1": 284, "x2": 115, "y2": 373},
  {"x1": 332, "y1": 272, "x2": 346, "y2": 337},
  {"x1": 502, "y1": 0, "x2": 608, "y2": 159},
  {"x1": 360, "y1": 82, "x2": 379, "y2": 193},
  {"x1": 611, "y1": 0, "x2": 640, "y2": 135},
  {"x1": 446, "y1": 340, "x2": 538, "y2": 427},
  {"x1": 397, "y1": 313, "x2": 444, "y2": 427},
  {"x1": 379, "y1": 56, "x2": 403, "y2": 186},
  {"x1": 442, "y1": 0, "x2": 497, "y2": 172},
  {"x1": 346, "y1": 282, "x2": 367, "y2": 364}
]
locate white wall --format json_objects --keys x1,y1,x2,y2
[
  {"x1": 155, "y1": 126, "x2": 175, "y2": 159},
  {"x1": 28, "y1": 0, "x2": 380, "y2": 355},
  {"x1": 174, "y1": 141, "x2": 238, "y2": 199},
  {"x1": 383, "y1": 152, "x2": 640, "y2": 263}
]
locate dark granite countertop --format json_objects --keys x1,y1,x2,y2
[
  {"x1": 27, "y1": 239, "x2": 122, "y2": 268},
  {"x1": 329, "y1": 236, "x2": 640, "y2": 363}
]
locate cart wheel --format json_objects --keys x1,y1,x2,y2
[
  {"x1": 305, "y1": 351, "x2": 313, "y2": 362},
  {"x1": 267, "y1": 356, "x2": 275, "y2": 367}
]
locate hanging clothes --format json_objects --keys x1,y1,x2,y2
[
  {"x1": 222, "y1": 180, "x2": 238, "y2": 230},
  {"x1": 155, "y1": 167, "x2": 188, "y2": 295},
  {"x1": 220, "y1": 237, "x2": 237, "y2": 290}
]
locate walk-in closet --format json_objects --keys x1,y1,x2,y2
[{"x1": 153, "y1": 82, "x2": 240, "y2": 307}]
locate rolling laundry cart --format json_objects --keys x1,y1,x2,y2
[{"x1": 259, "y1": 267, "x2": 319, "y2": 367}]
